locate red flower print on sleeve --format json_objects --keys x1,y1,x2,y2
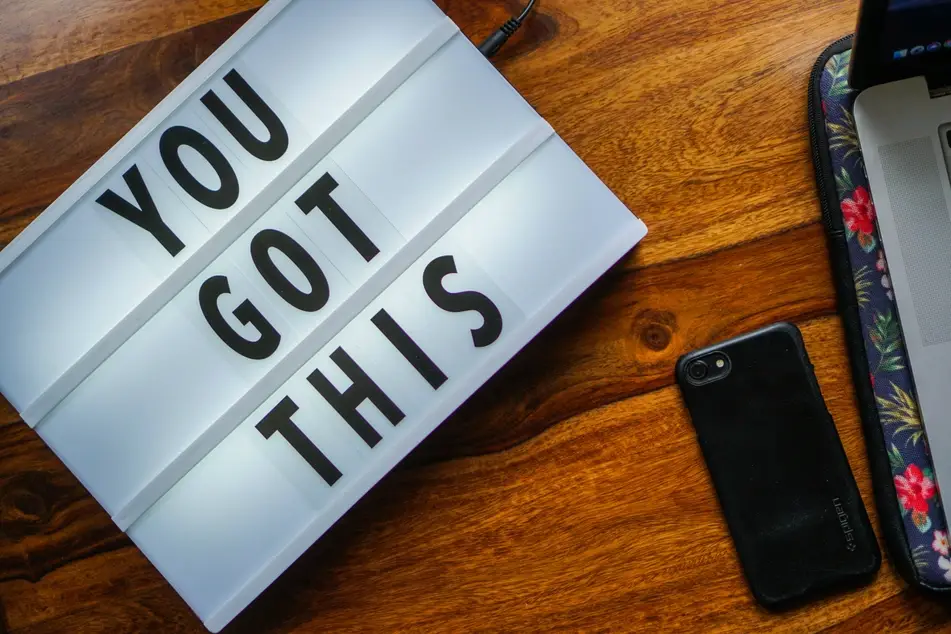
[
  {"x1": 842, "y1": 186, "x2": 877, "y2": 235},
  {"x1": 895, "y1": 464, "x2": 936, "y2": 513}
]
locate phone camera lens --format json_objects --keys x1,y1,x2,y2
[{"x1": 688, "y1": 361, "x2": 709, "y2": 381}]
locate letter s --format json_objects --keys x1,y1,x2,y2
[{"x1": 423, "y1": 255, "x2": 503, "y2": 348}]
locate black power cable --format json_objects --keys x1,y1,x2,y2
[{"x1": 478, "y1": 0, "x2": 538, "y2": 59}]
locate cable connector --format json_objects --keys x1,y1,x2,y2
[{"x1": 478, "y1": 0, "x2": 537, "y2": 59}]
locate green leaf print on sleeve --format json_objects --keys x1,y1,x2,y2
[
  {"x1": 825, "y1": 52, "x2": 853, "y2": 98},
  {"x1": 889, "y1": 443, "x2": 906, "y2": 472},
  {"x1": 854, "y1": 265, "x2": 873, "y2": 309},
  {"x1": 828, "y1": 107, "x2": 863, "y2": 166},
  {"x1": 869, "y1": 311, "x2": 906, "y2": 373},
  {"x1": 878, "y1": 383, "x2": 924, "y2": 446},
  {"x1": 835, "y1": 166, "x2": 855, "y2": 198}
]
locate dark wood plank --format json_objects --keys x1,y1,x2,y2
[
  {"x1": 821, "y1": 588, "x2": 951, "y2": 633},
  {"x1": 0, "y1": 420, "x2": 128, "y2": 587},
  {"x1": 1, "y1": 549, "x2": 181, "y2": 633},
  {"x1": 0, "y1": 0, "x2": 264, "y2": 85}
]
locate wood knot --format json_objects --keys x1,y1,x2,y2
[
  {"x1": 1, "y1": 473, "x2": 54, "y2": 538},
  {"x1": 641, "y1": 323, "x2": 671, "y2": 351},
  {"x1": 635, "y1": 310, "x2": 677, "y2": 352}
]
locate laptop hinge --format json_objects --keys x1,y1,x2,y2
[{"x1": 928, "y1": 71, "x2": 951, "y2": 98}]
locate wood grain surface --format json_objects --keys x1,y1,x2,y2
[{"x1": 0, "y1": 0, "x2": 945, "y2": 632}]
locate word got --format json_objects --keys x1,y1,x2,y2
[{"x1": 94, "y1": 68, "x2": 504, "y2": 484}]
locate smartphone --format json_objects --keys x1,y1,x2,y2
[{"x1": 676, "y1": 323, "x2": 880, "y2": 609}]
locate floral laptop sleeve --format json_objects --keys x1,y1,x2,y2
[{"x1": 810, "y1": 37, "x2": 951, "y2": 590}]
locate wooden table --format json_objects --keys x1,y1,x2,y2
[{"x1": 2, "y1": 0, "x2": 951, "y2": 631}]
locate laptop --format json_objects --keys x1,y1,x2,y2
[{"x1": 851, "y1": 1, "x2": 951, "y2": 518}]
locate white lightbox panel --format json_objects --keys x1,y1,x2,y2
[
  {"x1": 0, "y1": 0, "x2": 647, "y2": 631},
  {"x1": 34, "y1": 39, "x2": 547, "y2": 520}
]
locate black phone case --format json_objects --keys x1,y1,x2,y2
[{"x1": 677, "y1": 323, "x2": 880, "y2": 609}]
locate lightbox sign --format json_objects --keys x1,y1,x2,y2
[{"x1": 0, "y1": 0, "x2": 646, "y2": 630}]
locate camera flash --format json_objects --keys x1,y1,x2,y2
[{"x1": 716, "y1": 359, "x2": 726, "y2": 369}]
